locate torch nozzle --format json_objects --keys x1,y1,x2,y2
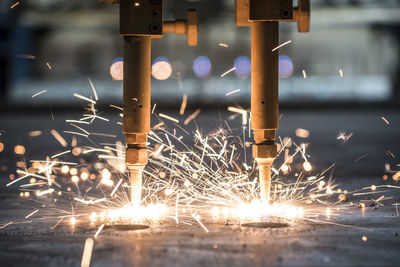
[
  {"x1": 258, "y1": 163, "x2": 272, "y2": 203},
  {"x1": 128, "y1": 168, "x2": 142, "y2": 207}
]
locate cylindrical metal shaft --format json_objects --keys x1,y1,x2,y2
[
  {"x1": 123, "y1": 36, "x2": 151, "y2": 134},
  {"x1": 123, "y1": 36, "x2": 151, "y2": 206},
  {"x1": 251, "y1": 21, "x2": 279, "y2": 131},
  {"x1": 251, "y1": 21, "x2": 279, "y2": 203}
]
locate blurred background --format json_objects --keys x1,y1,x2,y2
[{"x1": 1, "y1": 0, "x2": 400, "y2": 107}]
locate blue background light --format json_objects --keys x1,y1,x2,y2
[
  {"x1": 193, "y1": 56, "x2": 212, "y2": 78},
  {"x1": 279, "y1": 55, "x2": 294, "y2": 78},
  {"x1": 234, "y1": 56, "x2": 251, "y2": 78}
]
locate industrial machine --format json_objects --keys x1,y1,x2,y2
[
  {"x1": 99, "y1": 0, "x2": 198, "y2": 206},
  {"x1": 100, "y1": 0, "x2": 309, "y2": 206},
  {"x1": 235, "y1": 0, "x2": 310, "y2": 202}
]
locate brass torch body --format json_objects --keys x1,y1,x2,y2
[
  {"x1": 251, "y1": 21, "x2": 279, "y2": 203},
  {"x1": 123, "y1": 36, "x2": 151, "y2": 206}
]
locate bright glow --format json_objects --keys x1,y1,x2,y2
[
  {"x1": 70, "y1": 217, "x2": 76, "y2": 225},
  {"x1": 164, "y1": 188, "x2": 174, "y2": 196},
  {"x1": 303, "y1": 161, "x2": 312, "y2": 172},
  {"x1": 81, "y1": 171, "x2": 89, "y2": 181},
  {"x1": 106, "y1": 203, "x2": 167, "y2": 222},
  {"x1": 326, "y1": 208, "x2": 331, "y2": 218},
  {"x1": 279, "y1": 55, "x2": 294, "y2": 78},
  {"x1": 110, "y1": 57, "x2": 123, "y2": 80},
  {"x1": 281, "y1": 164, "x2": 289, "y2": 174},
  {"x1": 234, "y1": 56, "x2": 251, "y2": 78},
  {"x1": 295, "y1": 128, "x2": 310, "y2": 138},
  {"x1": 70, "y1": 168, "x2": 78, "y2": 176},
  {"x1": 193, "y1": 56, "x2": 212, "y2": 78},
  {"x1": 211, "y1": 207, "x2": 219, "y2": 217},
  {"x1": 371, "y1": 185, "x2": 376, "y2": 191},
  {"x1": 151, "y1": 57, "x2": 172, "y2": 80},
  {"x1": 90, "y1": 212, "x2": 97, "y2": 223},
  {"x1": 14, "y1": 145, "x2": 25, "y2": 155},
  {"x1": 231, "y1": 199, "x2": 303, "y2": 220},
  {"x1": 61, "y1": 165, "x2": 70, "y2": 174},
  {"x1": 71, "y1": 175, "x2": 79, "y2": 183},
  {"x1": 184, "y1": 180, "x2": 191, "y2": 187},
  {"x1": 102, "y1": 169, "x2": 111, "y2": 179}
]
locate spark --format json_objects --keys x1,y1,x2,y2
[
  {"x1": 192, "y1": 214, "x2": 209, "y2": 233},
  {"x1": 354, "y1": 153, "x2": 368, "y2": 162},
  {"x1": 381, "y1": 116, "x2": 390, "y2": 125},
  {"x1": 302, "y1": 70, "x2": 307, "y2": 78},
  {"x1": 50, "y1": 129, "x2": 68, "y2": 147},
  {"x1": 339, "y1": 69, "x2": 344, "y2": 77},
  {"x1": 221, "y1": 67, "x2": 236, "y2": 78},
  {"x1": 46, "y1": 62, "x2": 52, "y2": 70},
  {"x1": 32, "y1": 90, "x2": 47, "y2": 98},
  {"x1": 73, "y1": 93, "x2": 96, "y2": 105},
  {"x1": 63, "y1": 131, "x2": 89, "y2": 138},
  {"x1": 74, "y1": 198, "x2": 106, "y2": 205},
  {"x1": 180, "y1": 94, "x2": 187, "y2": 115},
  {"x1": 337, "y1": 131, "x2": 353, "y2": 144},
  {"x1": 151, "y1": 104, "x2": 157, "y2": 114},
  {"x1": 10, "y1": 2, "x2": 20, "y2": 9},
  {"x1": 36, "y1": 188, "x2": 55, "y2": 196},
  {"x1": 110, "y1": 105, "x2": 123, "y2": 111},
  {"x1": 17, "y1": 54, "x2": 35, "y2": 59},
  {"x1": 94, "y1": 224, "x2": 104, "y2": 238},
  {"x1": 88, "y1": 78, "x2": 99, "y2": 101},
  {"x1": 25, "y1": 210, "x2": 39, "y2": 219},
  {"x1": 295, "y1": 128, "x2": 310, "y2": 138},
  {"x1": 0, "y1": 221, "x2": 13, "y2": 229},
  {"x1": 110, "y1": 179, "x2": 123, "y2": 197},
  {"x1": 51, "y1": 150, "x2": 71, "y2": 159},
  {"x1": 70, "y1": 123, "x2": 90, "y2": 136},
  {"x1": 362, "y1": 236, "x2": 368, "y2": 242},
  {"x1": 228, "y1": 106, "x2": 247, "y2": 125},
  {"x1": 272, "y1": 40, "x2": 292, "y2": 52},
  {"x1": 184, "y1": 109, "x2": 201, "y2": 125},
  {"x1": 387, "y1": 150, "x2": 395, "y2": 159},
  {"x1": 91, "y1": 133, "x2": 116, "y2": 138},
  {"x1": 66, "y1": 120, "x2": 90, "y2": 125},
  {"x1": 219, "y1": 43, "x2": 229, "y2": 48},
  {"x1": 29, "y1": 130, "x2": 42, "y2": 137},
  {"x1": 81, "y1": 238, "x2": 94, "y2": 267},
  {"x1": 49, "y1": 106, "x2": 54, "y2": 120},
  {"x1": 226, "y1": 89, "x2": 240, "y2": 96},
  {"x1": 50, "y1": 217, "x2": 64, "y2": 230},
  {"x1": 159, "y1": 113, "x2": 179, "y2": 123}
]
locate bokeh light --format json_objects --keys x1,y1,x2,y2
[
  {"x1": 234, "y1": 56, "x2": 251, "y2": 78},
  {"x1": 279, "y1": 55, "x2": 294, "y2": 78},
  {"x1": 193, "y1": 56, "x2": 212, "y2": 79},
  {"x1": 151, "y1": 57, "x2": 172, "y2": 80},
  {"x1": 110, "y1": 57, "x2": 123, "y2": 81}
]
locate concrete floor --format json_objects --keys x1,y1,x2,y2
[{"x1": 0, "y1": 108, "x2": 400, "y2": 266}]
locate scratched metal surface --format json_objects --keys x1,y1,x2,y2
[{"x1": 0, "y1": 110, "x2": 400, "y2": 266}]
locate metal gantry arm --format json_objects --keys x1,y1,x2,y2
[
  {"x1": 235, "y1": 0, "x2": 310, "y2": 203},
  {"x1": 100, "y1": 0, "x2": 198, "y2": 206}
]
